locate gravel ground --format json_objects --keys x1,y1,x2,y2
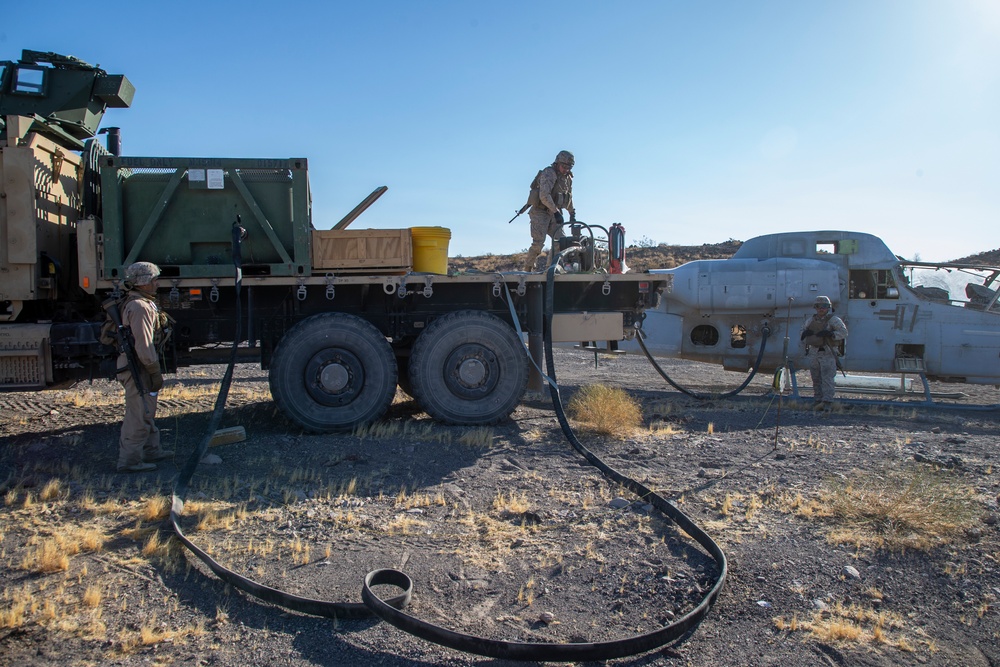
[{"x1": 1, "y1": 349, "x2": 998, "y2": 666}]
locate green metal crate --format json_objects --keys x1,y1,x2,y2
[{"x1": 99, "y1": 156, "x2": 312, "y2": 280}]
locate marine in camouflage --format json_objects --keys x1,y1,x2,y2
[{"x1": 524, "y1": 152, "x2": 576, "y2": 271}]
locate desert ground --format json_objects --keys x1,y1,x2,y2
[{"x1": 1, "y1": 345, "x2": 998, "y2": 667}]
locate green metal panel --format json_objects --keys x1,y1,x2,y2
[{"x1": 99, "y1": 157, "x2": 312, "y2": 279}]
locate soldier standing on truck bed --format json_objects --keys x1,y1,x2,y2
[
  {"x1": 116, "y1": 262, "x2": 173, "y2": 472},
  {"x1": 523, "y1": 150, "x2": 577, "y2": 272}
]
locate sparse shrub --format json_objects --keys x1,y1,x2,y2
[
  {"x1": 137, "y1": 496, "x2": 170, "y2": 522},
  {"x1": 39, "y1": 479, "x2": 63, "y2": 501},
  {"x1": 21, "y1": 538, "x2": 70, "y2": 574},
  {"x1": 566, "y1": 384, "x2": 642, "y2": 439},
  {"x1": 82, "y1": 585, "x2": 102, "y2": 608},
  {"x1": 822, "y1": 465, "x2": 979, "y2": 552}
]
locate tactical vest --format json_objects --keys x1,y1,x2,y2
[
  {"x1": 527, "y1": 166, "x2": 572, "y2": 210},
  {"x1": 802, "y1": 313, "x2": 832, "y2": 348},
  {"x1": 100, "y1": 292, "x2": 169, "y2": 353}
]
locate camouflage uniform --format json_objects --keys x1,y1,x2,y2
[
  {"x1": 800, "y1": 297, "x2": 848, "y2": 407},
  {"x1": 116, "y1": 262, "x2": 170, "y2": 471},
  {"x1": 524, "y1": 151, "x2": 576, "y2": 271}
]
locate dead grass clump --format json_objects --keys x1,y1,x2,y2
[
  {"x1": 493, "y1": 490, "x2": 531, "y2": 514},
  {"x1": 567, "y1": 384, "x2": 642, "y2": 439},
  {"x1": 39, "y1": 478, "x2": 63, "y2": 501},
  {"x1": 774, "y1": 602, "x2": 911, "y2": 650},
  {"x1": 458, "y1": 427, "x2": 494, "y2": 448},
  {"x1": 386, "y1": 514, "x2": 429, "y2": 535},
  {"x1": 20, "y1": 537, "x2": 70, "y2": 574},
  {"x1": 822, "y1": 465, "x2": 979, "y2": 552},
  {"x1": 136, "y1": 495, "x2": 170, "y2": 522},
  {"x1": 82, "y1": 585, "x2": 102, "y2": 608}
]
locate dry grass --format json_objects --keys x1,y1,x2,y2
[
  {"x1": 136, "y1": 495, "x2": 170, "y2": 522},
  {"x1": 774, "y1": 601, "x2": 916, "y2": 651},
  {"x1": 493, "y1": 490, "x2": 531, "y2": 514},
  {"x1": 566, "y1": 384, "x2": 642, "y2": 439},
  {"x1": 821, "y1": 465, "x2": 979, "y2": 552}
]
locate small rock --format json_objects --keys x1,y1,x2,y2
[
  {"x1": 812, "y1": 599, "x2": 830, "y2": 611},
  {"x1": 931, "y1": 426, "x2": 942, "y2": 433},
  {"x1": 608, "y1": 497, "x2": 631, "y2": 509},
  {"x1": 756, "y1": 600, "x2": 772, "y2": 608},
  {"x1": 843, "y1": 565, "x2": 861, "y2": 580},
  {"x1": 631, "y1": 502, "x2": 653, "y2": 514},
  {"x1": 539, "y1": 611, "x2": 555, "y2": 624},
  {"x1": 201, "y1": 454, "x2": 223, "y2": 465}
]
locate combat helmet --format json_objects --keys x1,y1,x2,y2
[
  {"x1": 554, "y1": 150, "x2": 575, "y2": 167},
  {"x1": 814, "y1": 295, "x2": 832, "y2": 307},
  {"x1": 125, "y1": 261, "x2": 161, "y2": 287}
]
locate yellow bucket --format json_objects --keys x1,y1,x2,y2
[{"x1": 410, "y1": 226, "x2": 451, "y2": 274}]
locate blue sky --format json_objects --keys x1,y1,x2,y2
[{"x1": 6, "y1": 1, "x2": 998, "y2": 261}]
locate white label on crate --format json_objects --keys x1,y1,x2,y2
[{"x1": 207, "y1": 169, "x2": 225, "y2": 189}]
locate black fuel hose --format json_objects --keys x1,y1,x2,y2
[
  {"x1": 636, "y1": 325, "x2": 771, "y2": 400},
  {"x1": 170, "y1": 239, "x2": 726, "y2": 661}
]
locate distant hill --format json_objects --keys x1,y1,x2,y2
[
  {"x1": 449, "y1": 239, "x2": 999, "y2": 273},
  {"x1": 951, "y1": 248, "x2": 1000, "y2": 266},
  {"x1": 449, "y1": 239, "x2": 743, "y2": 274}
]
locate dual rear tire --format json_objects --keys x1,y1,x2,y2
[
  {"x1": 409, "y1": 311, "x2": 528, "y2": 425},
  {"x1": 269, "y1": 311, "x2": 527, "y2": 432}
]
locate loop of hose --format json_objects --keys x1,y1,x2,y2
[{"x1": 636, "y1": 325, "x2": 771, "y2": 400}]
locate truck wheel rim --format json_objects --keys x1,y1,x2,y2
[
  {"x1": 444, "y1": 344, "x2": 497, "y2": 398},
  {"x1": 306, "y1": 348, "x2": 364, "y2": 406}
]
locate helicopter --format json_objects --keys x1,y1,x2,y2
[{"x1": 613, "y1": 230, "x2": 1000, "y2": 396}]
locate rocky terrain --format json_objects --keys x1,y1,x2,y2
[{"x1": 1, "y1": 347, "x2": 998, "y2": 667}]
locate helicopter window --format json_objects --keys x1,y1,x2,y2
[
  {"x1": 816, "y1": 242, "x2": 836, "y2": 255},
  {"x1": 691, "y1": 324, "x2": 720, "y2": 347},
  {"x1": 12, "y1": 66, "x2": 45, "y2": 95},
  {"x1": 849, "y1": 270, "x2": 898, "y2": 299},
  {"x1": 730, "y1": 325, "x2": 747, "y2": 349}
]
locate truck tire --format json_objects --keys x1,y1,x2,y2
[
  {"x1": 269, "y1": 312, "x2": 397, "y2": 432},
  {"x1": 409, "y1": 310, "x2": 527, "y2": 425}
]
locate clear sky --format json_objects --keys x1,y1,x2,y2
[{"x1": 6, "y1": 1, "x2": 998, "y2": 261}]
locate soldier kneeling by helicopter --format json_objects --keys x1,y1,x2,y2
[{"x1": 800, "y1": 295, "x2": 848, "y2": 410}]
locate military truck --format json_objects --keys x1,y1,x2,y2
[{"x1": 0, "y1": 50, "x2": 662, "y2": 432}]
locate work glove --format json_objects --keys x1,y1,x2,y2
[
  {"x1": 144, "y1": 362, "x2": 164, "y2": 392},
  {"x1": 554, "y1": 210, "x2": 565, "y2": 225},
  {"x1": 800, "y1": 330, "x2": 809, "y2": 341},
  {"x1": 816, "y1": 329, "x2": 833, "y2": 338}
]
